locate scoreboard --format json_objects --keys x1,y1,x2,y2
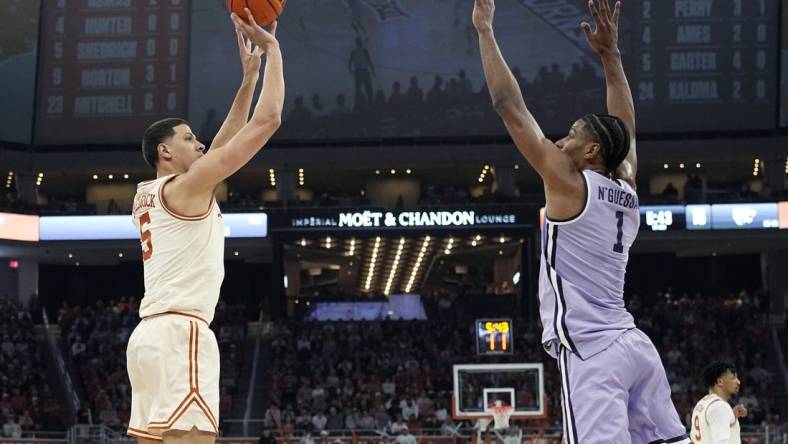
[
  {"x1": 34, "y1": 0, "x2": 189, "y2": 144},
  {"x1": 476, "y1": 318, "x2": 513, "y2": 355},
  {"x1": 629, "y1": 0, "x2": 779, "y2": 132}
]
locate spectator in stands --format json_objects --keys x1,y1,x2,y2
[
  {"x1": 2, "y1": 416, "x2": 21, "y2": 438},
  {"x1": 394, "y1": 425, "x2": 417, "y2": 444},
  {"x1": 662, "y1": 182, "x2": 679, "y2": 202}
]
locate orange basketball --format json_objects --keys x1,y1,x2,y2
[{"x1": 226, "y1": 0, "x2": 285, "y2": 27}]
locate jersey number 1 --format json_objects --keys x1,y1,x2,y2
[
  {"x1": 613, "y1": 211, "x2": 624, "y2": 253},
  {"x1": 140, "y1": 211, "x2": 153, "y2": 261}
]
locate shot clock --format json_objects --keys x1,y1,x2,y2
[{"x1": 476, "y1": 318, "x2": 513, "y2": 356}]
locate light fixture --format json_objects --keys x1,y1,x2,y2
[
  {"x1": 499, "y1": 235, "x2": 505, "y2": 243},
  {"x1": 123, "y1": 173, "x2": 129, "y2": 179},
  {"x1": 390, "y1": 169, "x2": 396, "y2": 175},
  {"x1": 300, "y1": 238, "x2": 307, "y2": 247},
  {"x1": 384, "y1": 237, "x2": 406, "y2": 295},
  {"x1": 269, "y1": 168, "x2": 276, "y2": 187},
  {"x1": 477, "y1": 164, "x2": 493, "y2": 183},
  {"x1": 663, "y1": 164, "x2": 669, "y2": 169},
  {"x1": 234, "y1": 251, "x2": 239, "y2": 256},
  {"x1": 406, "y1": 169, "x2": 412, "y2": 174},
  {"x1": 347, "y1": 238, "x2": 356, "y2": 257},
  {"x1": 679, "y1": 163, "x2": 685, "y2": 169},
  {"x1": 696, "y1": 163, "x2": 701, "y2": 169},
  {"x1": 108, "y1": 174, "x2": 114, "y2": 179},
  {"x1": 298, "y1": 168, "x2": 305, "y2": 186},
  {"x1": 325, "y1": 236, "x2": 332, "y2": 249},
  {"x1": 118, "y1": 253, "x2": 123, "y2": 258},
  {"x1": 68, "y1": 253, "x2": 73, "y2": 258},
  {"x1": 471, "y1": 240, "x2": 477, "y2": 247},
  {"x1": 514, "y1": 164, "x2": 519, "y2": 170},
  {"x1": 375, "y1": 169, "x2": 380, "y2": 175},
  {"x1": 405, "y1": 236, "x2": 431, "y2": 293},
  {"x1": 753, "y1": 158, "x2": 761, "y2": 177},
  {"x1": 444, "y1": 237, "x2": 454, "y2": 255},
  {"x1": 92, "y1": 174, "x2": 98, "y2": 180},
  {"x1": 364, "y1": 237, "x2": 382, "y2": 291}
]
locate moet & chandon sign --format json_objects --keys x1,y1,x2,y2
[{"x1": 289, "y1": 210, "x2": 518, "y2": 229}]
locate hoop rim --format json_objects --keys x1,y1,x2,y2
[{"x1": 450, "y1": 394, "x2": 549, "y2": 421}]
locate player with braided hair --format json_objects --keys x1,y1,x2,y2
[{"x1": 472, "y1": 0, "x2": 689, "y2": 442}]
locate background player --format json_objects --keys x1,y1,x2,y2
[
  {"x1": 126, "y1": 9, "x2": 283, "y2": 444},
  {"x1": 691, "y1": 361, "x2": 749, "y2": 444},
  {"x1": 472, "y1": 0, "x2": 689, "y2": 442}
]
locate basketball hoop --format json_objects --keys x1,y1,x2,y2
[{"x1": 490, "y1": 405, "x2": 513, "y2": 430}]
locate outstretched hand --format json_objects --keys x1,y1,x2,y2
[
  {"x1": 581, "y1": 0, "x2": 621, "y2": 55},
  {"x1": 230, "y1": 8, "x2": 278, "y2": 54},
  {"x1": 236, "y1": 30, "x2": 264, "y2": 78},
  {"x1": 733, "y1": 404, "x2": 748, "y2": 419},
  {"x1": 472, "y1": 0, "x2": 495, "y2": 33}
]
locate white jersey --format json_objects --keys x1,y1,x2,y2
[
  {"x1": 691, "y1": 394, "x2": 740, "y2": 444},
  {"x1": 132, "y1": 174, "x2": 225, "y2": 323}
]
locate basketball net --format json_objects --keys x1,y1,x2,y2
[{"x1": 490, "y1": 405, "x2": 513, "y2": 430}]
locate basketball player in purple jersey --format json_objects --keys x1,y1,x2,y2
[{"x1": 473, "y1": 0, "x2": 690, "y2": 442}]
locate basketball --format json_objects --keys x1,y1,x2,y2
[{"x1": 226, "y1": 0, "x2": 285, "y2": 26}]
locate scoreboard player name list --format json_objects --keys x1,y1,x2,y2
[
  {"x1": 37, "y1": 0, "x2": 188, "y2": 142},
  {"x1": 635, "y1": 0, "x2": 774, "y2": 131}
]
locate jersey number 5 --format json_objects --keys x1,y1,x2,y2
[
  {"x1": 693, "y1": 415, "x2": 701, "y2": 441},
  {"x1": 140, "y1": 211, "x2": 153, "y2": 261}
]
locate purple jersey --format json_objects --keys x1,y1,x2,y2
[{"x1": 539, "y1": 170, "x2": 638, "y2": 360}]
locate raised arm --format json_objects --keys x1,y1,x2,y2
[
  {"x1": 582, "y1": 0, "x2": 637, "y2": 188},
  {"x1": 472, "y1": 0, "x2": 579, "y2": 191},
  {"x1": 209, "y1": 29, "x2": 264, "y2": 150},
  {"x1": 178, "y1": 9, "x2": 283, "y2": 196}
]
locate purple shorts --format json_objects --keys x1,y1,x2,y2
[{"x1": 557, "y1": 328, "x2": 690, "y2": 444}]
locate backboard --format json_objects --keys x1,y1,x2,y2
[{"x1": 452, "y1": 363, "x2": 545, "y2": 420}]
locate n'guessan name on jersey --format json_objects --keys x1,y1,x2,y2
[{"x1": 597, "y1": 186, "x2": 639, "y2": 209}]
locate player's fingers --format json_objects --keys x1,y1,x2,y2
[
  {"x1": 268, "y1": 21, "x2": 278, "y2": 37},
  {"x1": 244, "y1": 8, "x2": 258, "y2": 27},
  {"x1": 599, "y1": 0, "x2": 609, "y2": 16},
  {"x1": 587, "y1": 0, "x2": 601, "y2": 24},
  {"x1": 230, "y1": 12, "x2": 242, "y2": 29},
  {"x1": 580, "y1": 21, "x2": 593, "y2": 39},
  {"x1": 612, "y1": 1, "x2": 622, "y2": 25},
  {"x1": 236, "y1": 30, "x2": 245, "y2": 50}
]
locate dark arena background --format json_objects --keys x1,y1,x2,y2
[{"x1": 1, "y1": 0, "x2": 788, "y2": 442}]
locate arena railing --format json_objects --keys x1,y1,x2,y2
[
  {"x1": 771, "y1": 325, "x2": 788, "y2": 404},
  {"x1": 11, "y1": 424, "x2": 782, "y2": 444},
  {"x1": 241, "y1": 310, "x2": 267, "y2": 436},
  {"x1": 42, "y1": 309, "x2": 80, "y2": 422}
]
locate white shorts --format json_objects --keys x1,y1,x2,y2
[{"x1": 126, "y1": 311, "x2": 220, "y2": 441}]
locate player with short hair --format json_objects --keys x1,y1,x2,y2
[
  {"x1": 472, "y1": 0, "x2": 689, "y2": 442},
  {"x1": 126, "y1": 9, "x2": 283, "y2": 444},
  {"x1": 690, "y1": 361, "x2": 748, "y2": 444}
]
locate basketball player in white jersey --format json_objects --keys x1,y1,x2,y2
[
  {"x1": 691, "y1": 362, "x2": 749, "y2": 444},
  {"x1": 126, "y1": 10, "x2": 283, "y2": 444}
]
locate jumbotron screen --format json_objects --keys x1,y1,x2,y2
[
  {"x1": 30, "y1": 0, "x2": 780, "y2": 145},
  {"x1": 189, "y1": 0, "x2": 780, "y2": 141},
  {"x1": 34, "y1": 0, "x2": 190, "y2": 145}
]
